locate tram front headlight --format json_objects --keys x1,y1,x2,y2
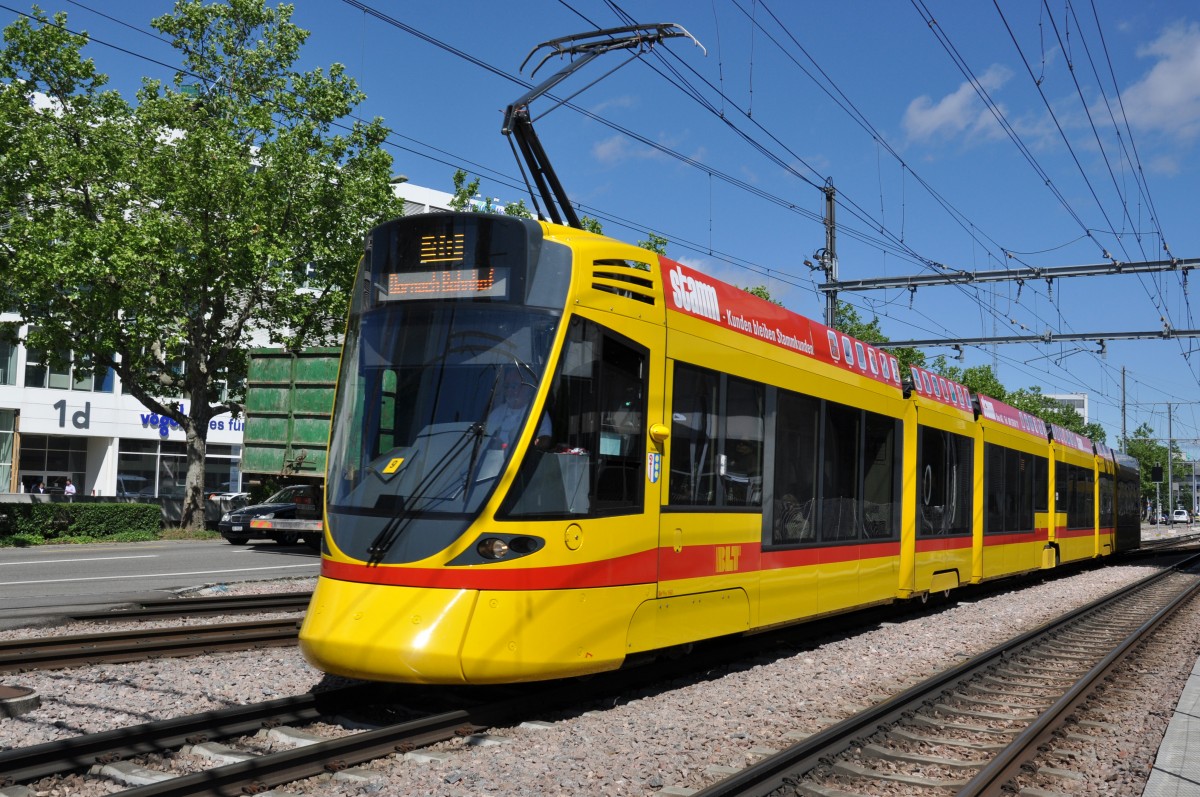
[{"x1": 477, "y1": 537, "x2": 510, "y2": 559}]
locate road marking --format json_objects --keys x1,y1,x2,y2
[
  {"x1": 0, "y1": 564, "x2": 317, "y2": 586},
  {"x1": 0, "y1": 555, "x2": 158, "y2": 566}
]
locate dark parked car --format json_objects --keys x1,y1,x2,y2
[{"x1": 218, "y1": 484, "x2": 322, "y2": 547}]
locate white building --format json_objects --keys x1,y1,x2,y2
[
  {"x1": 0, "y1": 181, "x2": 460, "y2": 496},
  {"x1": 1046, "y1": 393, "x2": 1088, "y2": 423}
]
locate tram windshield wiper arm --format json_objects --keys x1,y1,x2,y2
[{"x1": 366, "y1": 426, "x2": 480, "y2": 564}]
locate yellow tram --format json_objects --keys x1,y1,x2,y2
[{"x1": 298, "y1": 213, "x2": 1141, "y2": 684}]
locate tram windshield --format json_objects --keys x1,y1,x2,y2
[
  {"x1": 326, "y1": 214, "x2": 568, "y2": 523},
  {"x1": 328, "y1": 303, "x2": 560, "y2": 516}
]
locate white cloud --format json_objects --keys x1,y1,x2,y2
[
  {"x1": 592, "y1": 134, "x2": 631, "y2": 165},
  {"x1": 902, "y1": 64, "x2": 1012, "y2": 144},
  {"x1": 589, "y1": 94, "x2": 636, "y2": 115},
  {"x1": 1122, "y1": 21, "x2": 1200, "y2": 139}
]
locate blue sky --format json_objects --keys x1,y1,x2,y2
[{"x1": 6, "y1": 0, "x2": 1200, "y2": 454}]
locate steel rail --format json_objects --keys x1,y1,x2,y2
[
  {"x1": 958, "y1": 565, "x2": 1200, "y2": 795},
  {"x1": 692, "y1": 553, "x2": 1200, "y2": 797},
  {"x1": 0, "y1": 617, "x2": 300, "y2": 672},
  {"x1": 70, "y1": 591, "x2": 312, "y2": 621},
  {"x1": 0, "y1": 684, "x2": 377, "y2": 784}
]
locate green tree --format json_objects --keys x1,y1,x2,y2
[
  {"x1": 449, "y1": 168, "x2": 482, "y2": 211},
  {"x1": 637, "y1": 231, "x2": 668, "y2": 255},
  {"x1": 0, "y1": 2, "x2": 403, "y2": 527},
  {"x1": 449, "y1": 169, "x2": 546, "y2": 221},
  {"x1": 579, "y1": 215, "x2": 603, "y2": 234},
  {"x1": 1006, "y1": 386, "x2": 1105, "y2": 443},
  {"x1": 938, "y1": 363, "x2": 1007, "y2": 400},
  {"x1": 1123, "y1": 423, "x2": 1169, "y2": 505},
  {"x1": 742, "y1": 285, "x2": 782, "y2": 305}
]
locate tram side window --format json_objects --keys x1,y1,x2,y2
[
  {"x1": 1032, "y1": 456, "x2": 1049, "y2": 512},
  {"x1": 772, "y1": 391, "x2": 819, "y2": 544},
  {"x1": 667, "y1": 365, "x2": 764, "y2": 510},
  {"x1": 668, "y1": 365, "x2": 720, "y2": 507},
  {"x1": 502, "y1": 318, "x2": 647, "y2": 518},
  {"x1": 1099, "y1": 473, "x2": 1114, "y2": 527},
  {"x1": 917, "y1": 426, "x2": 972, "y2": 536},
  {"x1": 1056, "y1": 462, "x2": 1093, "y2": 529},
  {"x1": 862, "y1": 412, "x2": 898, "y2": 538},
  {"x1": 985, "y1": 444, "x2": 1047, "y2": 534},
  {"x1": 721, "y1": 378, "x2": 764, "y2": 507},
  {"x1": 821, "y1": 403, "x2": 861, "y2": 541},
  {"x1": 984, "y1": 445, "x2": 1005, "y2": 533}
]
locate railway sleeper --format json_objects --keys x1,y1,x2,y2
[
  {"x1": 1005, "y1": 658, "x2": 1091, "y2": 676},
  {"x1": 994, "y1": 664, "x2": 1081, "y2": 682},
  {"x1": 1021, "y1": 649, "x2": 1102, "y2": 664},
  {"x1": 932, "y1": 702, "x2": 1036, "y2": 722},
  {"x1": 910, "y1": 713, "x2": 1021, "y2": 736},
  {"x1": 830, "y1": 759, "x2": 970, "y2": 788},
  {"x1": 1042, "y1": 642, "x2": 1113, "y2": 656},
  {"x1": 887, "y1": 726, "x2": 1008, "y2": 752},
  {"x1": 792, "y1": 781, "x2": 868, "y2": 797},
  {"x1": 983, "y1": 672, "x2": 1071, "y2": 690},
  {"x1": 90, "y1": 760, "x2": 174, "y2": 787},
  {"x1": 948, "y1": 693, "x2": 1044, "y2": 715},
  {"x1": 182, "y1": 741, "x2": 257, "y2": 765},
  {"x1": 860, "y1": 742, "x2": 986, "y2": 770},
  {"x1": 966, "y1": 682, "x2": 1056, "y2": 700}
]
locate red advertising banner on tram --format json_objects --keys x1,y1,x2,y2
[{"x1": 660, "y1": 257, "x2": 902, "y2": 391}]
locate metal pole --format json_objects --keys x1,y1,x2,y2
[
  {"x1": 823, "y1": 183, "x2": 837, "y2": 328},
  {"x1": 1168, "y1": 403, "x2": 1174, "y2": 514}
]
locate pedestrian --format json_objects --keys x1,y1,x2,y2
[
  {"x1": 33, "y1": 481, "x2": 45, "y2": 494},
  {"x1": 63, "y1": 479, "x2": 76, "y2": 496}
]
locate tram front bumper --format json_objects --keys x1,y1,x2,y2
[{"x1": 299, "y1": 576, "x2": 477, "y2": 684}]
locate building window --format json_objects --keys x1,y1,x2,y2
[
  {"x1": 116, "y1": 438, "x2": 242, "y2": 498},
  {"x1": 18, "y1": 434, "x2": 86, "y2": 493},
  {"x1": 0, "y1": 340, "x2": 15, "y2": 386},
  {"x1": 0, "y1": 410, "x2": 13, "y2": 490},
  {"x1": 23, "y1": 345, "x2": 113, "y2": 393}
]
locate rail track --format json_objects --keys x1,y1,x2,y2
[
  {"x1": 0, "y1": 617, "x2": 301, "y2": 672},
  {"x1": 693, "y1": 553, "x2": 1200, "y2": 797},
  {"x1": 59, "y1": 590, "x2": 312, "y2": 622},
  {"x1": 2, "y1": 553, "x2": 1195, "y2": 794},
  {"x1": 0, "y1": 661, "x2": 641, "y2": 795},
  {"x1": 0, "y1": 592, "x2": 310, "y2": 672}
]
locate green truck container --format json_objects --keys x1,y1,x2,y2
[{"x1": 241, "y1": 347, "x2": 340, "y2": 486}]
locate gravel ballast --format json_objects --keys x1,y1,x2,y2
[{"x1": 0, "y1": 563, "x2": 1191, "y2": 796}]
